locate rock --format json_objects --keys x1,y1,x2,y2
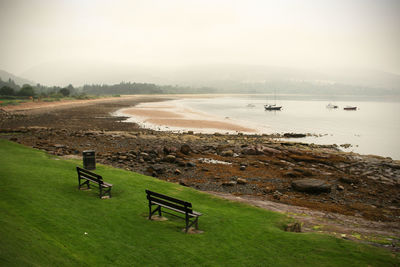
[
  {"x1": 150, "y1": 164, "x2": 166, "y2": 174},
  {"x1": 221, "y1": 150, "x2": 234, "y2": 157},
  {"x1": 54, "y1": 144, "x2": 65, "y2": 148},
  {"x1": 283, "y1": 133, "x2": 306, "y2": 138},
  {"x1": 340, "y1": 177, "x2": 358, "y2": 184},
  {"x1": 180, "y1": 144, "x2": 192, "y2": 155},
  {"x1": 165, "y1": 154, "x2": 176, "y2": 163},
  {"x1": 237, "y1": 178, "x2": 247, "y2": 184},
  {"x1": 262, "y1": 147, "x2": 281, "y2": 155},
  {"x1": 179, "y1": 180, "x2": 188, "y2": 186},
  {"x1": 222, "y1": 181, "x2": 237, "y2": 186},
  {"x1": 186, "y1": 162, "x2": 196, "y2": 167},
  {"x1": 140, "y1": 152, "x2": 151, "y2": 161},
  {"x1": 337, "y1": 185, "x2": 345, "y2": 191},
  {"x1": 284, "y1": 171, "x2": 300, "y2": 178},
  {"x1": 242, "y1": 147, "x2": 258, "y2": 155},
  {"x1": 163, "y1": 146, "x2": 177, "y2": 154},
  {"x1": 176, "y1": 160, "x2": 186, "y2": 167},
  {"x1": 273, "y1": 190, "x2": 282, "y2": 200},
  {"x1": 285, "y1": 222, "x2": 302, "y2": 232},
  {"x1": 175, "y1": 169, "x2": 182, "y2": 175},
  {"x1": 291, "y1": 179, "x2": 331, "y2": 193},
  {"x1": 240, "y1": 165, "x2": 246, "y2": 171},
  {"x1": 340, "y1": 143, "x2": 352, "y2": 148}
]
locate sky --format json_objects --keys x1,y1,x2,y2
[{"x1": 0, "y1": 0, "x2": 399, "y2": 79}]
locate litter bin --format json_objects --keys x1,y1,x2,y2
[{"x1": 83, "y1": 150, "x2": 96, "y2": 170}]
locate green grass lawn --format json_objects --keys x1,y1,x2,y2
[{"x1": 0, "y1": 140, "x2": 398, "y2": 266}]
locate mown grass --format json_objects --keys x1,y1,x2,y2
[{"x1": 0, "y1": 139, "x2": 398, "y2": 266}]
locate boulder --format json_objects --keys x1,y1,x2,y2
[
  {"x1": 180, "y1": 144, "x2": 192, "y2": 155},
  {"x1": 186, "y1": 162, "x2": 196, "y2": 167},
  {"x1": 164, "y1": 154, "x2": 176, "y2": 163},
  {"x1": 242, "y1": 147, "x2": 258, "y2": 155},
  {"x1": 237, "y1": 178, "x2": 247, "y2": 184},
  {"x1": 339, "y1": 177, "x2": 358, "y2": 184},
  {"x1": 140, "y1": 152, "x2": 151, "y2": 161},
  {"x1": 221, "y1": 150, "x2": 234, "y2": 157},
  {"x1": 262, "y1": 147, "x2": 281, "y2": 155},
  {"x1": 222, "y1": 181, "x2": 236, "y2": 186},
  {"x1": 291, "y1": 179, "x2": 331, "y2": 193},
  {"x1": 285, "y1": 222, "x2": 302, "y2": 232},
  {"x1": 163, "y1": 146, "x2": 177, "y2": 154},
  {"x1": 337, "y1": 185, "x2": 345, "y2": 191},
  {"x1": 283, "y1": 133, "x2": 306, "y2": 138},
  {"x1": 179, "y1": 180, "x2": 188, "y2": 186}
]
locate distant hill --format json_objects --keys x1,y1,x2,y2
[
  {"x1": 0, "y1": 69, "x2": 35, "y2": 86},
  {"x1": 21, "y1": 61, "x2": 400, "y2": 94}
]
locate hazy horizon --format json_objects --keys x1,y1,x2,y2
[{"x1": 1, "y1": 0, "x2": 399, "y2": 86}]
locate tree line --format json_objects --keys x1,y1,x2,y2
[
  {"x1": 0, "y1": 78, "x2": 217, "y2": 98},
  {"x1": 0, "y1": 78, "x2": 77, "y2": 98}
]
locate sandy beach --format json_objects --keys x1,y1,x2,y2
[
  {"x1": 118, "y1": 98, "x2": 257, "y2": 133},
  {"x1": 120, "y1": 106, "x2": 256, "y2": 133}
]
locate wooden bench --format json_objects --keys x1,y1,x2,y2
[
  {"x1": 145, "y1": 190, "x2": 202, "y2": 233},
  {"x1": 77, "y1": 167, "x2": 112, "y2": 199}
]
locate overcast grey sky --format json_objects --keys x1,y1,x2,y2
[{"x1": 1, "y1": 0, "x2": 399, "y2": 76}]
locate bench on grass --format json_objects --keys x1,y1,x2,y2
[
  {"x1": 77, "y1": 167, "x2": 112, "y2": 199},
  {"x1": 145, "y1": 190, "x2": 202, "y2": 233}
]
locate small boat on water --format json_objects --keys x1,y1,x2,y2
[
  {"x1": 264, "y1": 104, "x2": 282, "y2": 111},
  {"x1": 265, "y1": 89, "x2": 282, "y2": 111},
  {"x1": 344, "y1": 106, "x2": 357, "y2": 110},
  {"x1": 326, "y1": 103, "x2": 338, "y2": 109}
]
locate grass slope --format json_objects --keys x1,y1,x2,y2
[{"x1": 0, "y1": 140, "x2": 398, "y2": 266}]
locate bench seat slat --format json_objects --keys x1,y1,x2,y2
[
  {"x1": 146, "y1": 190, "x2": 191, "y2": 207},
  {"x1": 149, "y1": 197, "x2": 190, "y2": 213},
  {"x1": 151, "y1": 201, "x2": 201, "y2": 217}
]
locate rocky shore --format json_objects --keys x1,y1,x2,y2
[{"x1": 1, "y1": 97, "x2": 399, "y2": 250}]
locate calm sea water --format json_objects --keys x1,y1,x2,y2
[{"x1": 168, "y1": 95, "x2": 400, "y2": 160}]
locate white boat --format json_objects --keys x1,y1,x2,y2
[
  {"x1": 326, "y1": 103, "x2": 338, "y2": 109},
  {"x1": 264, "y1": 104, "x2": 282, "y2": 111},
  {"x1": 265, "y1": 89, "x2": 282, "y2": 111}
]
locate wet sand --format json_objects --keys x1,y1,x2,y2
[{"x1": 119, "y1": 101, "x2": 257, "y2": 133}]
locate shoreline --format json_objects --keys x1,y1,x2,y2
[
  {"x1": 1, "y1": 95, "x2": 399, "y2": 250},
  {"x1": 116, "y1": 100, "x2": 257, "y2": 134}
]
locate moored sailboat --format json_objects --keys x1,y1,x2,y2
[
  {"x1": 265, "y1": 89, "x2": 282, "y2": 111},
  {"x1": 344, "y1": 106, "x2": 357, "y2": 110}
]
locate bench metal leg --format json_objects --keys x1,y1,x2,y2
[
  {"x1": 148, "y1": 203, "x2": 152, "y2": 220},
  {"x1": 78, "y1": 179, "x2": 90, "y2": 190},
  {"x1": 185, "y1": 213, "x2": 189, "y2": 233}
]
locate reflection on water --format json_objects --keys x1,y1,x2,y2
[{"x1": 175, "y1": 95, "x2": 400, "y2": 160}]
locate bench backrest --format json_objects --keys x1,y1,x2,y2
[
  {"x1": 77, "y1": 167, "x2": 103, "y2": 184},
  {"x1": 146, "y1": 190, "x2": 193, "y2": 214}
]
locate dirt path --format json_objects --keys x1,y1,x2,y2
[{"x1": 208, "y1": 191, "x2": 400, "y2": 251}]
